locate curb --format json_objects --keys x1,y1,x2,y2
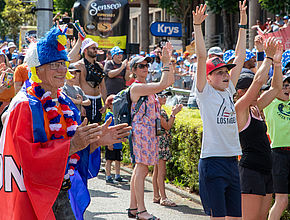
[{"x1": 119, "y1": 165, "x2": 202, "y2": 205}]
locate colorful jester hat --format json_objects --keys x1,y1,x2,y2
[{"x1": 24, "y1": 26, "x2": 73, "y2": 83}]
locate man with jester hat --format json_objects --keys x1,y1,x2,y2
[{"x1": 0, "y1": 26, "x2": 131, "y2": 220}]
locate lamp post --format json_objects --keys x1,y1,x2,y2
[{"x1": 36, "y1": 0, "x2": 53, "y2": 38}]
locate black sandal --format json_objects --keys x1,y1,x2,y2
[
  {"x1": 136, "y1": 210, "x2": 160, "y2": 220},
  {"x1": 126, "y1": 208, "x2": 137, "y2": 218}
]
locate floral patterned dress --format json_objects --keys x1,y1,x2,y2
[
  {"x1": 159, "y1": 109, "x2": 172, "y2": 161},
  {"x1": 131, "y1": 94, "x2": 160, "y2": 165}
]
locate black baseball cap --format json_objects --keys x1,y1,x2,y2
[{"x1": 236, "y1": 73, "x2": 269, "y2": 90}]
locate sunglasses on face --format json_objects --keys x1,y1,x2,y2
[
  {"x1": 49, "y1": 61, "x2": 67, "y2": 70},
  {"x1": 283, "y1": 84, "x2": 290, "y2": 89},
  {"x1": 158, "y1": 94, "x2": 167, "y2": 98},
  {"x1": 137, "y1": 63, "x2": 149, "y2": 69}
]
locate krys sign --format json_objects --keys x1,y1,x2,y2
[{"x1": 150, "y1": 22, "x2": 182, "y2": 37}]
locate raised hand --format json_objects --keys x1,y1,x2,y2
[
  {"x1": 273, "y1": 41, "x2": 283, "y2": 64},
  {"x1": 239, "y1": 0, "x2": 247, "y2": 25},
  {"x1": 254, "y1": 35, "x2": 264, "y2": 52},
  {"x1": 264, "y1": 37, "x2": 278, "y2": 59},
  {"x1": 192, "y1": 4, "x2": 207, "y2": 25},
  {"x1": 172, "y1": 104, "x2": 183, "y2": 115},
  {"x1": 161, "y1": 42, "x2": 173, "y2": 66}
]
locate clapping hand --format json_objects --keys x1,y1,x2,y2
[
  {"x1": 172, "y1": 104, "x2": 183, "y2": 116},
  {"x1": 264, "y1": 37, "x2": 278, "y2": 59}
]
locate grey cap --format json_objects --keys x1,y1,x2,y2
[
  {"x1": 208, "y1": 46, "x2": 223, "y2": 56},
  {"x1": 130, "y1": 56, "x2": 152, "y2": 70}
]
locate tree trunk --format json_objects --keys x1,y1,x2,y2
[
  {"x1": 182, "y1": 20, "x2": 187, "y2": 50},
  {"x1": 140, "y1": 0, "x2": 149, "y2": 52},
  {"x1": 222, "y1": 9, "x2": 233, "y2": 50}
]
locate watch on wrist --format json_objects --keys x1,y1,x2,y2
[{"x1": 238, "y1": 24, "x2": 248, "y2": 29}]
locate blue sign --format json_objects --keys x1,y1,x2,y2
[{"x1": 150, "y1": 22, "x2": 182, "y2": 37}]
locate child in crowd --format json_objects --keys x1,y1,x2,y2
[
  {"x1": 235, "y1": 38, "x2": 282, "y2": 219},
  {"x1": 104, "y1": 95, "x2": 128, "y2": 184},
  {"x1": 152, "y1": 90, "x2": 182, "y2": 207},
  {"x1": 193, "y1": 1, "x2": 247, "y2": 218}
]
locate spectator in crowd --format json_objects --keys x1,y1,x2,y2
[
  {"x1": 241, "y1": 49, "x2": 256, "y2": 75},
  {"x1": 266, "y1": 63, "x2": 290, "y2": 219},
  {"x1": 104, "y1": 95, "x2": 129, "y2": 185},
  {"x1": 152, "y1": 90, "x2": 182, "y2": 207},
  {"x1": 235, "y1": 38, "x2": 282, "y2": 220},
  {"x1": 264, "y1": 18, "x2": 273, "y2": 33},
  {"x1": 194, "y1": 1, "x2": 247, "y2": 218},
  {"x1": 274, "y1": 14, "x2": 284, "y2": 26},
  {"x1": 104, "y1": 46, "x2": 130, "y2": 96},
  {"x1": 6, "y1": 42, "x2": 17, "y2": 61},
  {"x1": 207, "y1": 46, "x2": 224, "y2": 59},
  {"x1": 251, "y1": 19, "x2": 266, "y2": 31},
  {"x1": 223, "y1": 49, "x2": 236, "y2": 64},
  {"x1": 73, "y1": 38, "x2": 107, "y2": 124},
  {"x1": 13, "y1": 62, "x2": 29, "y2": 93},
  {"x1": 281, "y1": 16, "x2": 289, "y2": 29},
  {"x1": 62, "y1": 64, "x2": 91, "y2": 118},
  {"x1": 127, "y1": 42, "x2": 174, "y2": 220},
  {"x1": 101, "y1": 50, "x2": 112, "y2": 67},
  {"x1": 0, "y1": 26, "x2": 131, "y2": 220}
]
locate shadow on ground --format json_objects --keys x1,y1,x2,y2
[{"x1": 162, "y1": 204, "x2": 206, "y2": 216}]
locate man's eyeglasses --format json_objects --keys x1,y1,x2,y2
[
  {"x1": 49, "y1": 61, "x2": 67, "y2": 70},
  {"x1": 283, "y1": 84, "x2": 290, "y2": 89},
  {"x1": 137, "y1": 63, "x2": 149, "y2": 69}
]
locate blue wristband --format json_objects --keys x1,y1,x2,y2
[{"x1": 257, "y1": 52, "x2": 264, "y2": 61}]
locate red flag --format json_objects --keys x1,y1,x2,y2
[{"x1": 0, "y1": 95, "x2": 70, "y2": 220}]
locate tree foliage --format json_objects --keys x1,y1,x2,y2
[
  {"x1": 259, "y1": 0, "x2": 290, "y2": 14},
  {"x1": 1, "y1": 0, "x2": 35, "y2": 41},
  {"x1": 205, "y1": 0, "x2": 238, "y2": 14},
  {"x1": 53, "y1": 0, "x2": 75, "y2": 16}
]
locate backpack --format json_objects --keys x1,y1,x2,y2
[{"x1": 112, "y1": 86, "x2": 147, "y2": 126}]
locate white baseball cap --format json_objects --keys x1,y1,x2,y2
[{"x1": 81, "y1": 38, "x2": 98, "y2": 55}]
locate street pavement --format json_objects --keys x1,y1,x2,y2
[{"x1": 84, "y1": 166, "x2": 208, "y2": 220}]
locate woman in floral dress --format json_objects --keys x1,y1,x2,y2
[
  {"x1": 127, "y1": 42, "x2": 175, "y2": 220},
  {"x1": 152, "y1": 91, "x2": 183, "y2": 207}
]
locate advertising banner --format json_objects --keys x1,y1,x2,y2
[
  {"x1": 258, "y1": 26, "x2": 290, "y2": 50},
  {"x1": 73, "y1": 0, "x2": 129, "y2": 49}
]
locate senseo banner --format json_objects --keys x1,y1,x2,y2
[{"x1": 74, "y1": 0, "x2": 129, "y2": 49}]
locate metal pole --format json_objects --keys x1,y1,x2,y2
[{"x1": 37, "y1": 0, "x2": 53, "y2": 38}]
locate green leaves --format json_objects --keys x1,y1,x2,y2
[
  {"x1": 206, "y1": 0, "x2": 239, "y2": 14},
  {"x1": 53, "y1": 0, "x2": 75, "y2": 16},
  {"x1": 1, "y1": 0, "x2": 35, "y2": 41},
  {"x1": 259, "y1": 0, "x2": 290, "y2": 14}
]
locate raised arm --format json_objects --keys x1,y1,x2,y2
[
  {"x1": 230, "y1": 0, "x2": 247, "y2": 86},
  {"x1": 257, "y1": 41, "x2": 283, "y2": 110},
  {"x1": 193, "y1": 4, "x2": 207, "y2": 93},
  {"x1": 254, "y1": 35, "x2": 264, "y2": 71},
  {"x1": 68, "y1": 32, "x2": 86, "y2": 63},
  {"x1": 235, "y1": 37, "x2": 277, "y2": 113},
  {"x1": 130, "y1": 42, "x2": 175, "y2": 100}
]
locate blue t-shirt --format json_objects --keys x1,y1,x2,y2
[{"x1": 105, "y1": 112, "x2": 123, "y2": 149}]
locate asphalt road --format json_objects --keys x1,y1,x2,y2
[{"x1": 84, "y1": 166, "x2": 208, "y2": 220}]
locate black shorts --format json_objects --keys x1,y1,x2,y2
[
  {"x1": 84, "y1": 97, "x2": 102, "y2": 123},
  {"x1": 239, "y1": 165, "x2": 273, "y2": 196},
  {"x1": 105, "y1": 148, "x2": 123, "y2": 161},
  {"x1": 271, "y1": 148, "x2": 290, "y2": 194}
]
